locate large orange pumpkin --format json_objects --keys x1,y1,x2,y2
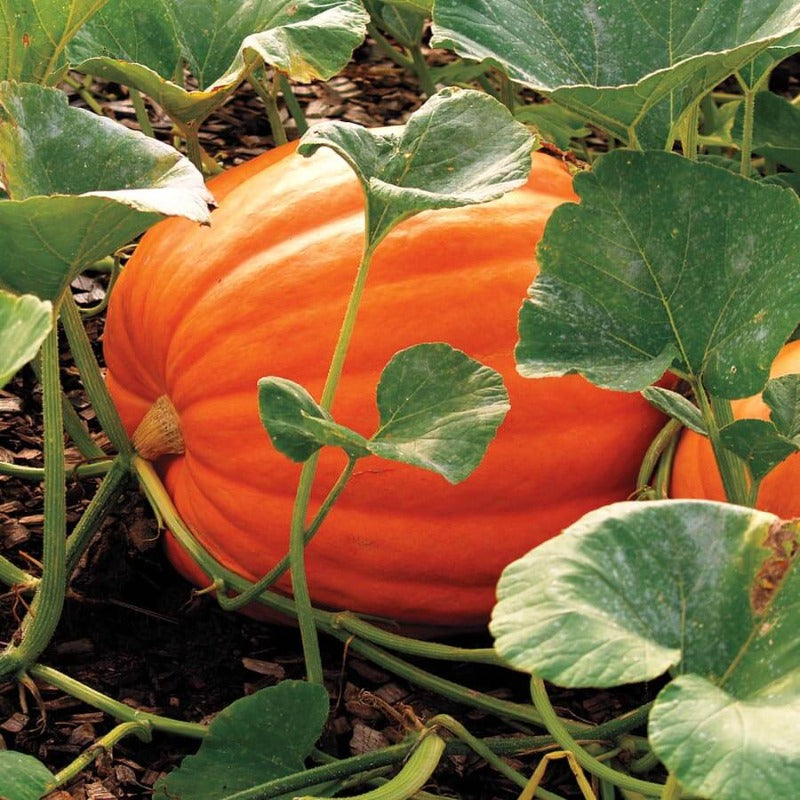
[
  {"x1": 104, "y1": 140, "x2": 669, "y2": 628},
  {"x1": 671, "y1": 340, "x2": 800, "y2": 518}
]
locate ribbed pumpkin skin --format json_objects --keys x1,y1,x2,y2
[
  {"x1": 105, "y1": 142, "x2": 669, "y2": 628},
  {"x1": 671, "y1": 341, "x2": 800, "y2": 518}
]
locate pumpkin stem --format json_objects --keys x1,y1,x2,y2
[{"x1": 133, "y1": 395, "x2": 185, "y2": 459}]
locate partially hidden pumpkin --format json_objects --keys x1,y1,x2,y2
[
  {"x1": 671, "y1": 340, "x2": 800, "y2": 518},
  {"x1": 104, "y1": 140, "x2": 670, "y2": 628}
]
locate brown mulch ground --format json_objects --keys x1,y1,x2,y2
[{"x1": 0, "y1": 39, "x2": 656, "y2": 800}]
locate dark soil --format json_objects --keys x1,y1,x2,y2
[{"x1": 0, "y1": 39, "x2": 658, "y2": 800}]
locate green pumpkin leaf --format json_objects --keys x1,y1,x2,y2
[
  {"x1": 649, "y1": 674, "x2": 800, "y2": 800},
  {"x1": 516, "y1": 150, "x2": 800, "y2": 399},
  {"x1": 369, "y1": 343, "x2": 509, "y2": 484},
  {"x1": 365, "y1": 0, "x2": 425, "y2": 48},
  {"x1": 258, "y1": 377, "x2": 369, "y2": 461},
  {"x1": 431, "y1": 0, "x2": 800, "y2": 148},
  {"x1": 491, "y1": 500, "x2": 775, "y2": 685},
  {"x1": 641, "y1": 387, "x2": 706, "y2": 435},
  {"x1": 740, "y1": 31, "x2": 800, "y2": 90},
  {"x1": 428, "y1": 58, "x2": 492, "y2": 88},
  {"x1": 698, "y1": 100, "x2": 742, "y2": 149},
  {"x1": 258, "y1": 377, "x2": 329, "y2": 462},
  {"x1": 514, "y1": 103, "x2": 589, "y2": 151},
  {"x1": 765, "y1": 374, "x2": 800, "y2": 438},
  {"x1": 491, "y1": 499, "x2": 800, "y2": 800},
  {"x1": 69, "y1": 0, "x2": 369, "y2": 129},
  {"x1": 0, "y1": 291, "x2": 52, "y2": 388},
  {"x1": 68, "y1": 0, "x2": 181, "y2": 79},
  {"x1": 0, "y1": 0, "x2": 108, "y2": 84},
  {"x1": 719, "y1": 418, "x2": 797, "y2": 481},
  {"x1": 0, "y1": 82, "x2": 211, "y2": 301},
  {"x1": 0, "y1": 750, "x2": 54, "y2": 800},
  {"x1": 299, "y1": 86, "x2": 534, "y2": 247},
  {"x1": 381, "y1": 0, "x2": 430, "y2": 12},
  {"x1": 153, "y1": 681, "x2": 329, "y2": 800}
]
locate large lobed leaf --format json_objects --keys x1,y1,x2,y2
[
  {"x1": 431, "y1": 0, "x2": 800, "y2": 147},
  {"x1": 0, "y1": 291, "x2": 52, "y2": 388},
  {"x1": 69, "y1": 0, "x2": 369, "y2": 127},
  {"x1": 259, "y1": 344, "x2": 509, "y2": 484},
  {"x1": 0, "y1": 0, "x2": 109, "y2": 84},
  {"x1": 299, "y1": 86, "x2": 534, "y2": 247},
  {"x1": 0, "y1": 81, "x2": 212, "y2": 301},
  {"x1": 153, "y1": 681, "x2": 329, "y2": 800},
  {"x1": 0, "y1": 750, "x2": 53, "y2": 800},
  {"x1": 516, "y1": 150, "x2": 800, "y2": 399},
  {"x1": 369, "y1": 343, "x2": 509, "y2": 484},
  {"x1": 491, "y1": 499, "x2": 800, "y2": 800}
]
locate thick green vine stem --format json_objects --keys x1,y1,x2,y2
[
  {"x1": 60, "y1": 390, "x2": 106, "y2": 457},
  {"x1": 217, "y1": 457, "x2": 357, "y2": 611},
  {"x1": 79, "y1": 253, "x2": 123, "y2": 319},
  {"x1": 426, "y1": 714, "x2": 529, "y2": 791},
  {"x1": 64, "y1": 455, "x2": 131, "y2": 575},
  {"x1": 693, "y1": 382, "x2": 750, "y2": 506},
  {"x1": 365, "y1": 22, "x2": 414, "y2": 69},
  {"x1": 60, "y1": 294, "x2": 132, "y2": 458},
  {"x1": 134, "y1": 455, "x2": 656, "y2": 740},
  {"x1": 733, "y1": 69, "x2": 768, "y2": 178},
  {"x1": 636, "y1": 418, "x2": 683, "y2": 499},
  {"x1": 290, "y1": 456, "x2": 326, "y2": 684},
  {"x1": 0, "y1": 553, "x2": 36, "y2": 590},
  {"x1": 0, "y1": 324, "x2": 66, "y2": 679},
  {"x1": 410, "y1": 46, "x2": 436, "y2": 97},
  {"x1": 659, "y1": 773, "x2": 682, "y2": 800},
  {"x1": 30, "y1": 355, "x2": 105, "y2": 460},
  {"x1": 331, "y1": 612, "x2": 507, "y2": 667},
  {"x1": 61, "y1": 73, "x2": 104, "y2": 115},
  {"x1": 0, "y1": 458, "x2": 113, "y2": 481},
  {"x1": 250, "y1": 70, "x2": 289, "y2": 146},
  {"x1": 29, "y1": 664, "x2": 207, "y2": 739},
  {"x1": 128, "y1": 87, "x2": 155, "y2": 138},
  {"x1": 300, "y1": 729, "x2": 446, "y2": 800},
  {"x1": 290, "y1": 243, "x2": 378, "y2": 684},
  {"x1": 530, "y1": 677, "x2": 665, "y2": 797},
  {"x1": 52, "y1": 720, "x2": 152, "y2": 789},
  {"x1": 677, "y1": 101, "x2": 700, "y2": 160},
  {"x1": 279, "y1": 74, "x2": 309, "y2": 134}
]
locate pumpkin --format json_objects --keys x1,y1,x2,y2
[
  {"x1": 671, "y1": 340, "x2": 800, "y2": 518},
  {"x1": 104, "y1": 140, "x2": 669, "y2": 628}
]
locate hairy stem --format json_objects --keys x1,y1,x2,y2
[
  {"x1": 693, "y1": 383, "x2": 750, "y2": 506},
  {"x1": 53, "y1": 721, "x2": 152, "y2": 788},
  {"x1": 659, "y1": 773, "x2": 682, "y2": 800},
  {"x1": 366, "y1": 22, "x2": 414, "y2": 69},
  {"x1": 250, "y1": 71, "x2": 288, "y2": 146},
  {"x1": 0, "y1": 325, "x2": 66, "y2": 677},
  {"x1": 29, "y1": 664, "x2": 207, "y2": 739},
  {"x1": 300, "y1": 731, "x2": 445, "y2": 800},
  {"x1": 128, "y1": 88, "x2": 155, "y2": 138},
  {"x1": 61, "y1": 295, "x2": 132, "y2": 457},
  {"x1": 217, "y1": 457, "x2": 356, "y2": 611},
  {"x1": 636, "y1": 418, "x2": 682, "y2": 498},
  {"x1": 410, "y1": 46, "x2": 436, "y2": 97},
  {"x1": 134, "y1": 458, "x2": 652, "y2": 741},
  {"x1": 331, "y1": 612, "x2": 507, "y2": 666},
  {"x1": 0, "y1": 458, "x2": 112, "y2": 481},
  {"x1": 279, "y1": 74, "x2": 308, "y2": 135},
  {"x1": 428, "y1": 714, "x2": 528, "y2": 790},
  {"x1": 530, "y1": 678, "x2": 664, "y2": 797},
  {"x1": 64, "y1": 456, "x2": 131, "y2": 575},
  {"x1": 0, "y1": 554, "x2": 36, "y2": 590}
]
